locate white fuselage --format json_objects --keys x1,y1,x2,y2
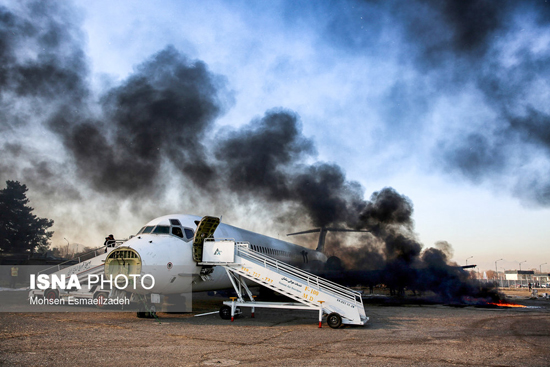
[{"x1": 107, "y1": 214, "x2": 327, "y2": 295}]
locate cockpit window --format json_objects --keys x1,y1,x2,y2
[
  {"x1": 152, "y1": 225, "x2": 170, "y2": 234},
  {"x1": 172, "y1": 227, "x2": 184, "y2": 238},
  {"x1": 139, "y1": 226, "x2": 154, "y2": 234},
  {"x1": 170, "y1": 219, "x2": 181, "y2": 226},
  {"x1": 137, "y1": 224, "x2": 193, "y2": 241},
  {"x1": 184, "y1": 228, "x2": 194, "y2": 239}
]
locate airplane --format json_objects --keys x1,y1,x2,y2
[{"x1": 104, "y1": 214, "x2": 335, "y2": 316}]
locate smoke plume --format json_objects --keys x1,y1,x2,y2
[
  {"x1": 308, "y1": 0, "x2": 550, "y2": 206},
  {"x1": 49, "y1": 46, "x2": 231, "y2": 198},
  {"x1": 214, "y1": 110, "x2": 366, "y2": 227},
  {"x1": 404, "y1": 0, "x2": 550, "y2": 206},
  {"x1": 321, "y1": 188, "x2": 498, "y2": 303}
]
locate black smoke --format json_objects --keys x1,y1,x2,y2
[
  {"x1": 0, "y1": 1, "x2": 88, "y2": 105},
  {"x1": 304, "y1": 0, "x2": 550, "y2": 207},
  {"x1": 320, "y1": 187, "x2": 500, "y2": 303},
  {"x1": 214, "y1": 109, "x2": 365, "y2": 227},
  {"x1": 1, "y1": 0, "x2": 367, "y2": 231},
  {"x1": 357, "y1": 188, "x2": 414, "y2": 233},
  {"x1": 402, "y1": 0, "x2": 550, "y2": 207},
  {"x1": 0, "y1": 1, "x2": 88, "y2": 207},
  {"x1": 49, "y1": 46, "x2": 230, "y2": 197}
]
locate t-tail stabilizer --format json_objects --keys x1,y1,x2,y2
[{"x1": 287, "y1": 227, "x2": 370, "y2": 252}]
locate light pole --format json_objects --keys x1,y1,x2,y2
[
  {"x1": 500, "y1": 267, "x2": 506, "y2": 282},
  {"x1": 466, "y1": 256, "x2": 473, "y2": 266},
  {"x1": 64, "y1": 237, "x2": 69, "y2": 257},
  {"x1": 495, "y1": 258, "x2": 503, "y2": 280},
  {"x1": 519, "y1": 260, "x2": 526, "y2": 271},
  {"x1": 540, "y1": 263, "x2": 547, "y2": 274}
]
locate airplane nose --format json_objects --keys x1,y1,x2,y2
[{"x1": 105, "y1": 247, "x2": 143, "y2": 289}]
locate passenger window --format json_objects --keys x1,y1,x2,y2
[{"x1": 172, "y1": 227, "x2": 184, "y2": 238}]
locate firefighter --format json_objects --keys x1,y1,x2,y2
[{"x1": 104, "y1": 234, "x2": 115, "y2": 253}]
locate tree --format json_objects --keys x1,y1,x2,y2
[
  {"x1": 0, "y1": 180, "x2": 54, "y2": 254},
  {"x1": 486, "y1": 270, "x2": 497, "y2": 280}
]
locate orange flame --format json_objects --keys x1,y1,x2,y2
[{"x1": 488, "y1": 300, "x2": 527, "y2": 308}]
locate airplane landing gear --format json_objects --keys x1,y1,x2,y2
[{"x1": 137, "y1": 304, "x2": 157, "y2": 318}]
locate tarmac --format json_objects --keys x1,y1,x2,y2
[{"x1": 1, "y1": 289, "x2": 549, "y2": 366}]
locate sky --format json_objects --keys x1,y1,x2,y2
[{"x1": 1, "y1": 0, "x2": 549, "y2": 273}]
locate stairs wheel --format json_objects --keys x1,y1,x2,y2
[
  {"x1": 219, "y1": 305, "x2": 232, "y2": 320},
  {"x1": 44, "y1": 289, "x2": 58, "y2": 301},
  {"x1": 327, "y1": 312, "x2": 342, "y2": 329},
  {"x1": 94, "y1": 292, "x2": 109, "y2": 309}
]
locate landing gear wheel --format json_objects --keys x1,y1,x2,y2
[
  {"x1": 137, "y1": 304, "x2": 157, "y2": 318},
  {"x1": 327, "y1": 312, "x2": 342, "y2": 329},
  {"x1": 219, "y1": 305, "x2": 232, "y2": 320},
  {"x1": 147, "y1": 305, "x2": 157, "y2": 318}
]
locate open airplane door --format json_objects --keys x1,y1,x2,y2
[{"x1": 192, "y1": 216, "x2": 220, "y2": 263}]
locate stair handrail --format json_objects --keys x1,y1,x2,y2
[
  {"x1": 235, "y1": 244, "x2": 354, "y2": 292},
  {"x1": 241, "y1": 249, "x2": 362, "y2": 307},
  {"x1": 37, "y1": 240, "x2": 125, "y2": 275},
  {"x1": 234, "y1": 243, "x2": 363, "y2": 306}
]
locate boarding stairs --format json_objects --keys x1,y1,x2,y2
[
  {"x1": 28, "y1": 241, "x2": 124, "y2": 301},
  {"x1": 199, "y1": 239, "x2": 368, "y2": 328},
  {"x1": 37, "y1": 241, "x2": 125, "y2": 276}
]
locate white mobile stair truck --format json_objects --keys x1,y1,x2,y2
[
  {"x1": 28, "y1": 242, "x2": 123, "y2": 307},
  {"x1": 199, "y1": 239, "x2": 369, "y2": 328}
]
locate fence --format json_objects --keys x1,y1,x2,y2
[{"x1": 477, "y1": 279, "x2": 549, "y2": 288}]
